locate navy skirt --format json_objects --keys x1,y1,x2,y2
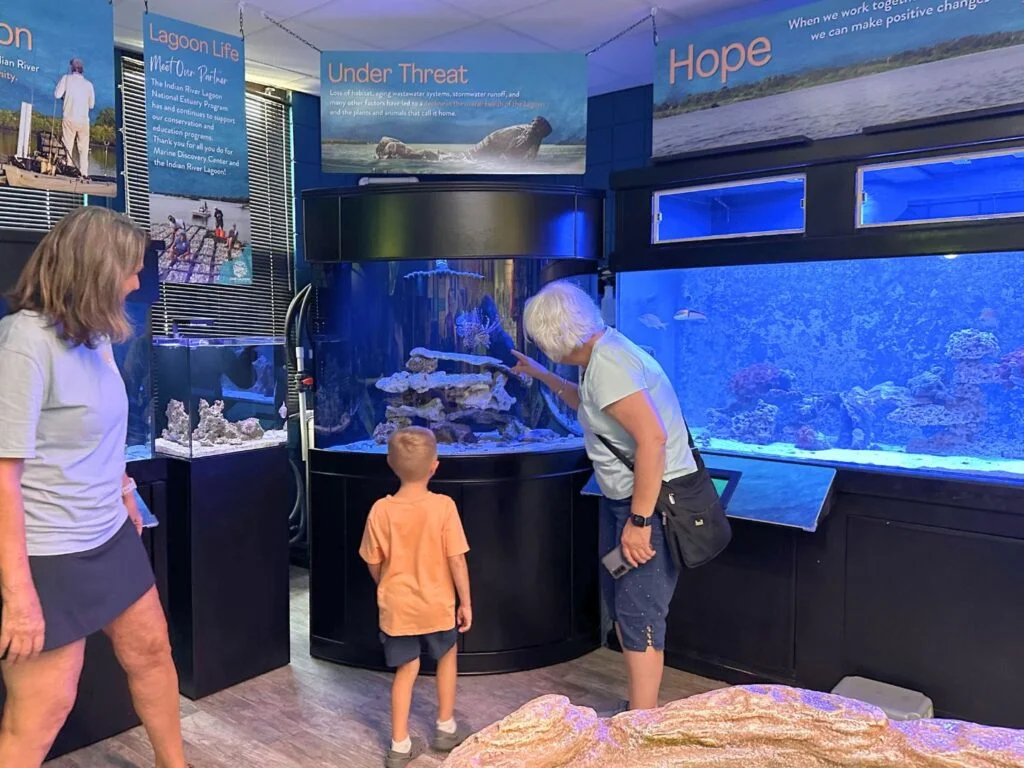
[{"x1": 23, "y1": 519, "x2": 155, "y2": 652}]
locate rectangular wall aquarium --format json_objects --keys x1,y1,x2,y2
[
  {"x1": 617, "y1": 252, "x2": 1024, "y2": 482},
  {"x1": 152, "y1": 337, "x2": 289, "y2": 459},
  {"x1": 312, "y1": 258, "x2": 591, "y2": 456},
  {"x1": 114, "y1": 301, "x2": 155, "y2": 462}
]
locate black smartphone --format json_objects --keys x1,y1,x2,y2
[{"x1": 601, "y1": 546, "x2": 634, "y2": 580}]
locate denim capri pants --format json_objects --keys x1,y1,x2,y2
[{"x1": 599, "y1": 496, "x2": 679, "y2": 652}]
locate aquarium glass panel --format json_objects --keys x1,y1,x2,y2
[
  {"x1": 617, "y1": 252, "x2": 1024, "y2": 482},
  {"x1": 858, "y1": 148, "x2": 1024, "y2": 228},
  {"x1": 114, "y1": 301, "x2": 154, "y2": 462},
  {"x1": 312, "y1": 259, "x2": 595, "y2": 455},
  {"x1": 652, "y1": 175, "x2": 806, "y2": 244},
  {"x1": 152, "y1": 336, "x2": 289, "y2": 460}
]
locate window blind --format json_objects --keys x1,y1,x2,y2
[
  {"x1": 0, "y1": 183, "x2": 82, "y2": 231},
  {"x1": 119, "y1": 55, "x2": 295, "y2": 339}
]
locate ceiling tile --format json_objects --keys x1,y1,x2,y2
[
  {"x1": 587, "y1": 30, "x2": 655, "y2": 80},
  {"x1": 438, "y1": 0, "x2": 549, "y2": 19},
  {"x1": 500, "y1": 0, "x2": 651, "y2": 51},
  {"x1": 409, "y1": 22, "x2": 558, "y2": 52},
  {"x1": 290, "y1": 0, "x2": 480, "y2": 50}
]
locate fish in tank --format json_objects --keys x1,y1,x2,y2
[
  {"x1": 152, "y1": 337, "x2": 289, "y2": 459},
  {"x1": 113, "y1": 301, "x2": 155, "y2": 462},
  {"x1": 312, "y1": 258, "x2": 590, "y2": 455},
  {"x1": 617, "y1": 251, "x2": 1024, "y2": 482}
]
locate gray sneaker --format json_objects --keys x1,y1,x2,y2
[
  {"x1": 432, "y1": 724, "x2": 471, "y2": 753},
  {"x1": 384, "y1": 743, "x2": 418, "y2": 768}
]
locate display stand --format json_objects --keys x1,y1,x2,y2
[
  {"x1": 164, "y1": 446, "x2": 291, "y2": 699},
  {"x1": 610, "y1": 107, "x2": 1024, "y2": 728},
  {"x1": 309, "y1": 448, "x2": 601, "y2": 675}
]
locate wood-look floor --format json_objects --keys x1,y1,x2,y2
[{"x1": 50, "y1": 570, "x2": 725, "y2": 767}]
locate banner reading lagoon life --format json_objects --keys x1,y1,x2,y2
[
  {"x1": 320, "y1": 52, "x2": 588, "y2": 175},
  {"x1": 0, "y1": 0, "x2": 116, "y2": 196},
  {"x1": 144, "y1": 13, "x2": 252, "y2": 287},
  {"x1": 653, "y1": 0, "x2": 1024, "y2": 158}
]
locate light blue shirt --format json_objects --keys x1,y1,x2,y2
[
  {"x1": 0, "y1": 311, "x2": 128, "y2": 556},
  {"x1": 577, "y1": 328, "x2": 696, "y2": 501}
]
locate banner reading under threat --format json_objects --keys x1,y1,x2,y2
[
  {"x1": 145, "y1": 13, "x2": 252, "y2": 286},
  {"x1": 653, "y1": 0, "x2": 1024, "y2": 158},
  {"x1": 320, "y1": 52, "x2": 587, "y2": 176},
  {"x1": 0, "y1": 0, "x2": 116, "y2": 196}
]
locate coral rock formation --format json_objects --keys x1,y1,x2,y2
[
  {"x1": 162, "y1": 398, "x2": 267, "y2": 449},
  {"x1": 372, "y1": 350, "x2": 526, "y2": 445},
  {"x1": 442, "y1": 687, "x2": 1024, "y2": 767},
  {"x1": 162, "y1": 400, "x2": 191, "y2": 445},
  {"x1": 728, "y1": 362, "x2": 795, "y2": 402},
  {"x1": 891, "y1": 329, "x2": 1001, "y2": 454}
]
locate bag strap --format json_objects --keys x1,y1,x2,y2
[{"x1": 596, "y1": 424, "x2": 697, "y2": 476}]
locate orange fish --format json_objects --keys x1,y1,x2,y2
[{"x1": 673, "y1": 308, "x2": 707, "y2": 321}]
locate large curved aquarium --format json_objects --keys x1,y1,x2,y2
[
  {"x1": 618, "y1": 251, "x2": 1024, "y2": 481},
  {"x1": 314, "y1": 259, "x2": 592, "y2": 455}
]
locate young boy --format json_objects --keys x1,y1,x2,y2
[{"x1": 359, "y1": 426, "x2": 473, "y2": 767}]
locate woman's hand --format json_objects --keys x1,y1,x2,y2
[
  {"x1": 124, "y1": 492, "x2": 143, "y2": 535},
  {"x1": 510, "y1": 350, "x2": 547, "y2": 381},
  {"x1": 0, "y1": 587, "x2": 45, "y2": 664},
  {"x1": 621, "y1": 521, "x2": 656, "y2": 568}
]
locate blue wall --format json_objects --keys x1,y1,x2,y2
[{"x1": 291, "y1": 85, "x2": 654, "y2": 287}]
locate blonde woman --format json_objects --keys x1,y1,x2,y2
[
  {"x1": 0, "y1": 208, "x2": 188, "y2": 767},
  {"x1": 512, "y1": 280, "x2": 698, "y2": 712}
]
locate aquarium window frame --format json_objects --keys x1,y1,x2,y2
[
  {"x1": 856, "y1": 146, "x2": 1024, "y2": 230},
  {"x1": 651, "y1": 174, "x2": 807, "y2": 246}
]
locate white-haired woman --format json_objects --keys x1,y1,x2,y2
[
  {"x1": 512, "y1": 280, "x2": 698, "y2": 711},
  {"x1": 0, "y1": 208, "x2": 188, "y2": 767}
]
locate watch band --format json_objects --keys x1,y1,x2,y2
[{"x1": 629, "y1": 513, "x2": 653, "y2": 528}]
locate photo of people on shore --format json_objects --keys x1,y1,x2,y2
[
  {"x1": 0, "y1": 1, "x2": 117, "y2": 196},
  {"x1": 150, "y1": 194, "x2": 253, "y2": 286}
]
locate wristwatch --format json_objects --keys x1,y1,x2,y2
[{"x1": 629, "y1": 513, "x2": 653, "y2": 528}]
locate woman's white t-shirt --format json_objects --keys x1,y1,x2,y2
[{"x1": 577, "y1": 328, "x2": 696, "y2": 501}]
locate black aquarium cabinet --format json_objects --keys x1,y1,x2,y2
[
  {"x1": 609, "y1": 107, "x2": 1024, "y2": 728},
  {"x1": 304, "y1": 183, "x2": 604, "y2": 674}
]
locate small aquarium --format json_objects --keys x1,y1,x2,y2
[
  {"x1": 617, "y1": 251, "x2": 1024, "y2": 482},
  {"x1": 114, "y1": 301, "x2": 155, "y2": 462},
  {"x1": 152, "y1": 336, "x2": 289, "y2": 459},
  {"x1": 313, "y1": 259, "x2": 593, "y2": 455}
]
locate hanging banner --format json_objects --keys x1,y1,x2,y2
[
  {"x1": 653, "y1": 0, "x2": 1024, "y2": 158},
  {"x1": 0, "y1": 0, "x2": 117, "y2": 196},
  {"x1": 320, "y1": 52, "x2": 587, "y2": 175},
  {"x1": 144, "y1": 13, "x2": 252, "y2": 286}
]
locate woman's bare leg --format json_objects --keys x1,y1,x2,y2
[
  {"x1": 105, "y1": 587, "x2": 187, "y2": 768},
  {"x1": 0, "y1": 640, "x2": 85, "y2": 766}
]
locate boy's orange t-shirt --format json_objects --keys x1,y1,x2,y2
[{"x1": 358, "y1": 492, "x2": 470, "y2": 637}]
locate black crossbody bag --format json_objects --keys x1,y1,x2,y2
[{"x1": 597, "y1": 429, "x2": 732, "y2": 569}]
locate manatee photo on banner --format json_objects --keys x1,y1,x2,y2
[
  {"x1": 653, "y1": 0, "x2": 1024, "y2": 158},
  {"x1": 320, "y1": 52, "x2": 588, "y2": 175},
  {"x1": 0, "y1": 0, "x2": 117, "y2": 197},
  {"x1": 144, "y1": 13, "x2": 253, "y2": 287}
]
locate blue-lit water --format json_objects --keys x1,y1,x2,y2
[
  {"x1": 618, "y1": 252, "x2": 1024, "y2": 481},
  {"x1": 313, "y1": 259, "x2": 590, "y2": 456},
  {"x1": 151, "y1": 337, "x2": 289, "y2": 459},
  {"x1": 113, "y1": 302, "x2": 154, "y2": 462}
]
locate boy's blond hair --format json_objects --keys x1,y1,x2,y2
[{"x1": 387, "y1": 426, "x2": 438, "y2": 482}]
